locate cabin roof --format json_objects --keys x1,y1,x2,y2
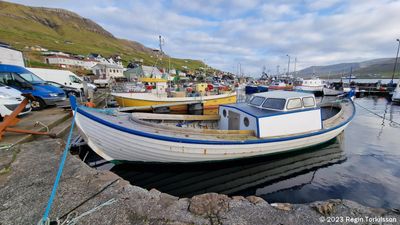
[
  {"x1": 221, "y1": 103, "x2": 285, "y2": 118},
  {"x1": 253, "y1": 90, "x2": 314, "y2": 99}
]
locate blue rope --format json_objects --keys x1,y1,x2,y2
[{"x1": 40, "y1": 107, "x2": 78, "y2": 224}]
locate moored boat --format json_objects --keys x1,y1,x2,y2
[
  {"x1": 294, "y1": 77, "x2": 325, "y2": 94},
  {"x1": 71, "y1": 91, "x2": 355, "y2": 163},
  {"x1": 267, "y1": 80, "x2": 293, "y2": 91},
  {"x1": 323, "y1": 87, "x2": 344, "y2": 96},
  {"x1": 112, "y1": 78, "x2": 236, "y2": 114}
]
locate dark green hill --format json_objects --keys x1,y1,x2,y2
[{"x1": 0, "y1": 0, "x2": 205, "y2": 71}]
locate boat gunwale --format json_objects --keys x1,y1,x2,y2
[
  {"x1": 112, "y1": 92, "x2": 237, "y2": 102},
  {"x1": 75, "y1": 99, "x2": 355, "y2": 145}
]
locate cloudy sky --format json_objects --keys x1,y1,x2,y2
[{"x1": 8, "y1": 0, "x2": 400, "y2": 75}]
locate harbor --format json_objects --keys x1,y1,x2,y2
[
  {"x1": 1, "y1": 1, "x2": 400, "y2": 224},
  {"x1": 1, "y1": 90, "x2": 400, "y2": 224}
]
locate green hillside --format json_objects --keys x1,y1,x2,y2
[{"x1": 0, "y1": 0, "x2": 206, "y2": 72}]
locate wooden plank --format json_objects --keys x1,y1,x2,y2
[
  {"x1": 131, "y1": 113, "x2": 220, "y2": 121},
  {"x1": 118, "y1": 100, "x2": 202, "y2": 112}
]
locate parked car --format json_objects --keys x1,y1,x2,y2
[
  {"x1": 0, "y1": 83, "x2": 31, "y2": 119},
  {"x1": 27, "y1": 68, "x2": 97, "y2": 92},
  {"x1": 0, "y1": 64, "x2": 66, "y2": 110},
  {"x1": 46, "y1": 81, "x2": 81, "y2": 97}
]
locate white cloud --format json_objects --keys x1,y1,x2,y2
[{"x1": 5, "y1": 0, "x2": 400, "y2": 76}]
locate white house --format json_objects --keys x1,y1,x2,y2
[
  {"x1": 0, "y1": 44, "x2": 25, "y2": 67},
  {"x1": 44, "y1": 55, "x2": 98, "y2": 70},
  {"x1": 88, "y1": 53, "x2": 123, "y2": 67},
  {"x1": 92, "y1": 63, "x2": 124, "y2": 79}
]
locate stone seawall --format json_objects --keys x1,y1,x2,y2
[{"x1": 0, "y1": 139, "x2": 399, "y2": 225}]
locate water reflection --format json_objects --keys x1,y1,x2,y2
[
  {"x1": 108, "y1": 136, "x2": 346, "y2": 198},
  {"x1": 76, "y1": 96, "x2": 400, "y2": 208}
]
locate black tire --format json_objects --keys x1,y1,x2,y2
[{"x1": 31, "y1": 98, "x2": 46, "y2": 111}]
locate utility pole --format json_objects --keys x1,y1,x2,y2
[
  {"x1": 391, "y1": 38, "x2": 400, "y2": 85},
  {"x1": 238, "y1": 63, "x2": 242, "y2": 77},
  {"x1": 276, "y1": 65, "x2": 280, "y2": 76},
  {"x1": 286, "y1": 54, "x2": 291, "y2": 76},
  {"x1": 159, "y1": 35, "x2": 163, "y2": 53}
]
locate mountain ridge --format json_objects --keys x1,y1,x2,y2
[
  {"x1": 0, "y1": 0, "x2": 205, "y2": 71},
  {"x1": 296, "y1": 58, "x2": 398, "y2": 78}
]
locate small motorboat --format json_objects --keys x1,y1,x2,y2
[
  {"x1": 294, "y1": 77, "x2": 325, "y2": 94},
  {"x1": 70, "y1": 91, "x2": 355, "y2": 163},
  {"x1": 112, "y1": 78, "x2": 236, "y2": 114},
  {"x1": 268, "y1": 81, "x2": 293, "y2": 91},
  {"x1": 323, "y1": 87, "x2": 344, "y2": 96}
]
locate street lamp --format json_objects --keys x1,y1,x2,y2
[
  {"x1": 391, "y1": 38, "x2": 400, "y2": 85},
  {"x1": 286, "y1": 54, "x2": 291, "y2": 76}
]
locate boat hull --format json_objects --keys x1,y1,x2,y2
[
  {"x1": 268, "y1": 86, "x2": 293, "y2": 91},
  {"x1": 113, "y1": 92, "x2": 237, "y2": 114},
  {"x1": 323, "y1": 87, "x2": 344, "y2": 96},
  {"x1": 294, "y1": 85, "x2": 324, "y2": 93},
  {"x1": 75, "y1": 107, "x2": 352, "y2": 163}
]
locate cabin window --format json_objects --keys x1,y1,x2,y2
[
  {"x1": 262, "y1": 98, "x2": 286, "y2": 110},
  {"x1": 249, "y1": 96, "x2": 265, "y2": 106},
  {"x1": 287, "y1": 98, "x2": 302, "y2": 110},
  {"x1": 223, "y1": 109, "x2": 227, "y2": 117},
  {"x1": 243, "y1": 117, "x2": 250, "y2": 127},
  {"x1": 303, "y1": 97, "x2": 315, "y2": 107}
]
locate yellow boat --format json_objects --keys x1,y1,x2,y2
[
  {"x1": 113, "y1": 92, "x2": 237, "y2": 114},
  {"x1": 112, "y1": 78, "x2": 236, "y2": 114}
]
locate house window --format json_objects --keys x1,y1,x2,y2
[
  {"x1": 286, "y1": 98, "x2": 302, "y2": 110},
  {"x1": 223, "y1": 109, "x2": 227, "y2": 117},
  {"x1": 303, "y1": 97, "x2": 315, "y2": 107}
]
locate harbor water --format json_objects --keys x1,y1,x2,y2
[{"x1": 81, "y1": 96, "x2": 400, "y2": 209}]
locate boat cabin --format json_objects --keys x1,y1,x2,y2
[{"x1": 219, "y1": 91, "x2": 322, "y2": 138}]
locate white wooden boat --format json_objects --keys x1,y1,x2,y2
[{"x1": 70, "y1": 91, "x2": 355, "y2": 163}]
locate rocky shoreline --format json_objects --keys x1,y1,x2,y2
[{"x1": 0, "y1": 139, "x2": 399, "y2": 225}]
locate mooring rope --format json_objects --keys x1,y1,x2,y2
[
  {"x1": 59, "y1": 178, "x2": 120, "y2": 220},
  {"x1": 60, "y1": 198, "x2": 117, "y2": 225},
  {"x1": 354, "y1": 101, "x2": 400, "y2": 126},
  {"x1": 38, "y1": 107, "x2": 78, "y2": 225}
]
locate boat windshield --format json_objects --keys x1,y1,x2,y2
[
  {"x1": 262, "y1": 98, "x2": 286, "y2": 110},
  {"x1": 249, "y1": 96, "x2": 265, "y2": 106},
  {"x1": 19, "y1": 72, "x2": 45, "y2": 84}
]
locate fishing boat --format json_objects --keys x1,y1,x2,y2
[
  {"x1": 267, "y1": 80, "x2": 293, "y2": 91},
  {"x1": 112, "y1": 78, "x2": 236, "y2": 114},
  {"x1": 70, "y1": 91, "x2": 355, "y2": 163},
  {"x1": 294, "y1": 77, "x2": 325, "y2": 94}
]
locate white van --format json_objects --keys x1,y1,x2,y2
[{"x1": 26, "y1": 68, "x2": 96, "y2": 91}]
